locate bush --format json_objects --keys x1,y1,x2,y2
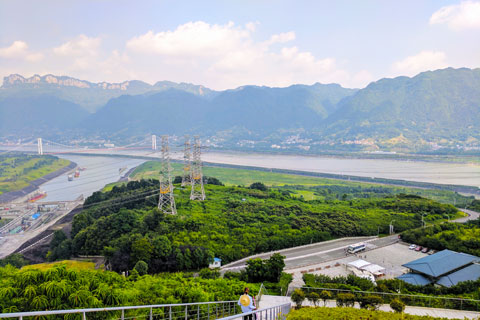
[
  {"x1": 199, "y1": 267, "x2": 220, "y2": 279},
  {"x1": 306, "y1": 291, "x2": 320, "y2": 306},
  {"x1": 390, "y1": 298, "x2": 405, "y2": 313},
  {"x1": 319, "y1": 290, "x2": 332, "y2": 306},
  {"x1": 336, "y1": 293, "x2": 355, "y2": 307},
  {"x1": 291, "y1": 289, "x2": 306, "y2": 308},
  {"x1": 359, "y1": 295, "x2": 384, "y2": 310},
  {"x1": 133, "y1": 260, "x2": 148, "y2": 276},
  {"x1": 249, "y1": 182, "x2": 268, "y2": 191}
]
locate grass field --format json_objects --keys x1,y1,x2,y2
[
  {"x1": 0, "y1": 154, "x2": 70, "y2": 195},
  {"x1": 22, "y1": 260, "x2": 96, "y2": 271},
  {"x1": 129, "y1": 161, "x2": 474, "y2": 206}
]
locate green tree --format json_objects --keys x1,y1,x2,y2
[
  {"x1": 134, "y1": 260, "x2": 148, "y2": 276},
  {"x1": 291, "y1": 289, "x2": 305, "y2": 309},
  {"x1": 307, "y1": 291, "x2": 320, "y2": 307},
  {"x1": 319, "y1": 290, "x2": 332, "y2": 307},
  {"x1": 390, "y1": 299, "x2": 405, "y2": 313}
]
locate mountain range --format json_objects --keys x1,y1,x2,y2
[{"x1": 0, "y1": 68, "x2": 479, "y2": 152}]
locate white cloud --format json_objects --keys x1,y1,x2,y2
[
  {"x1": 0, "y1": 41, "x2": 44, "y2": 63},
  {"x1": 53, "y1": 35, "x2": 101, "y2": 56},
  {"x1": 125, "y1": 21, "x2": 367, "y2": 89},
  {"x1": 392, "y1": 51, "x2": 448, "y2": 76},
  {"x1": 0, "y1": 41, "x2": 28, "y2": 58},
  {"x1": 430, "y1": 1, "x2": 480, "y2": 30}
]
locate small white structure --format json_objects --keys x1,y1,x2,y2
[
  {"x1": 209, "y1": 257, "x2": 222, "y2": 269},
  {"x1": 347, "y1": 259, "x2": 386, "y2": 279}
]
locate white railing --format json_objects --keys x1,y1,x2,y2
[{"x1": 0, "y1": 301, "x2": 291, "y2": 320}]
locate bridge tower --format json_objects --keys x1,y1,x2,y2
[
  {"x1": 181, "y1": 135, "x2": 192, "y2": 187},
  {"x1": 190, "y1": 136, "x2": 205, "y2": 201},
  {"x1": 158, "y1": 135, "x2": 176, "y2": 214},
  {"x1": 37, "y1": 138, "x2": 43, "y2": 155},
  {"x1": 152, "y1": 135, "x2": 157, "y2": 150}
]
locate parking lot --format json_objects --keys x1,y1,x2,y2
[{"x1": 288, "y1": 241, "x2": 428, "y2": 288}]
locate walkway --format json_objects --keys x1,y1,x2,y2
[{"x1": 259, "y1": 295, "x2": 480, "y2": 319}]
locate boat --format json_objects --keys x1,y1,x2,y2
[
  {"x1": 119, "y1": 167, "x2": 127, "y2": 174},
  {"x1": 28, "y1": 191, "x2": 47, "y2": 203},
  {"x1": 68, "y1": 174, "x2": 73, "y2": 181},
  {"x1": 74, "y1": 170, "x2": 80, "y2": 178}
]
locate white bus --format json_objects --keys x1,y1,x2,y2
[{"x1": 347, "y1": 243, "x2": 366, "y2": 254}]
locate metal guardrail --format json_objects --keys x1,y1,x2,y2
[
  {"x1": 290, "y1": 286, "x2": 480, "y2": 312},
  {"x1": 219, "y1": 303, "x2": 291, "y2": 320},
  {"x1": 0, "y1": 301, "x2": 242, "y2": 320}
]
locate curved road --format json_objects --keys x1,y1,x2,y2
[
  {"x1": 456, "y1": 208, "x2": 480, "y2": 223},
  {"x1": 222, "y1": 235, "x2": 399, "y2": 271}
]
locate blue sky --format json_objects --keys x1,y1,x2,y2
[{"x1": 1, "y1": 0, "x2": 479, "y2": 89}]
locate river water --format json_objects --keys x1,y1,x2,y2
[
  {"x1": 39, "y1": 155, "x2": 145, "y2": 201},
  {"x1": 13, "y1": 151, "x2": 480, "y2": 202}
]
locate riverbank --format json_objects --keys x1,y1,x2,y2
[{"x1": 0, "y1": 161, "x2": 77, "y2": 203}]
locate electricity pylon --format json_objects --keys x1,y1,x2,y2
[
  {"x1": 158, "y1": 135, "x2": 176, "y2": 214},
  {"x1": 181, "y1": 135, "x2": 192, "y2": 187},
  {"x1": 190, "y1": 136, "x2": 205, "y2": 201}
]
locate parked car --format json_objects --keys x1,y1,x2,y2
[
  {"x1": 409, "y1": 244, "x2": 416, "y2": 250},
  {"x1": 422, "y1": 247, "x2": 429, "y2": 253},
  {"x1": 428, "y1": 250, "x2": 436, "y2": 255},
  {"x1": 415, "y1": 246, "x2": 423, "y2": 251}
]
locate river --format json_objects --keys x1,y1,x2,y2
[{"x1": 11, "y1": 150, "x2": 480, "y2": 202}]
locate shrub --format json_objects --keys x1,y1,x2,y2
[
  {"x1": 359, "y1": 295, "x2": 384, "y2": 310},
  {"x1": 319, "y1": 290, "x2": 332, "y2": 306},
  {"x1": 306, "y1": 291, "x2": 320, "y2": 306},
  {"x1": 133, "y1": 260, "x2": 148, "y2": 276},
  {"x1": 199, "y1": 268, "x2": 220, "y2": 279},
  {"x1": 336, "y1": 293, "x2": 355, "y2": 307},
  {"x1": 291, "y1": 289, "x2": 306, "y2": 308},
  {"x1": 390, "y1": 298, "x2": 405, "y2": 313}
]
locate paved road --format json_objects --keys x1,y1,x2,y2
[
  {"x1": 222, "y1": 235, "x2": 399, "y2": 271},
  {"x1": 456, "y1": 208, "x2": 480, "y2": 223}
]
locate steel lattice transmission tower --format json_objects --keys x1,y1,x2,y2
[
  {"x1": 181, "y1": 135, "x2": 192, "y2": 187},
  {"x1": 190, "y1": 136, "x2": 205, "y2": 201},
  {"x1": 158, "y1": 135, "x2": 177, "y2": 214}
]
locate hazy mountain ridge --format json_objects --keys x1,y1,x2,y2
[
  {"x1": 325, "y1": 68, "x2": 480, "y2": 144},
  {"x1": 1, "y1": 68, "x2": 479, "y2": 151},
  {"x1": 1, "y1": 74, "x2": 218, "y2": 112}
]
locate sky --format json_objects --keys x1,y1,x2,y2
[{"x1": 0, "y1": 0, "x2": 479, "y2": 90}]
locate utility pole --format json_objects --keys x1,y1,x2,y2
[
  {"x1": 181, "y1": 135, "x2": 192, "y2": 187},
  {"x1": 158, "y1": 135, "x2": 176, "y2": 214},
  {"x1": 37, "y1": 138, "x2": 43, "y2": 155},
  {"x1": 190, "y1": 136, "x2": 205, "y2": 201},
  {"x1": 151, "y1": 135, "x2": 157, "y2": 150}
]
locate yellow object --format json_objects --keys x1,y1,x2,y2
[
  {"x1": 240, "y1": 294, "x2": 251, "y2": 307},
  {"x1": 160, "y1": 187, "x2": 170, "y2": 194}
]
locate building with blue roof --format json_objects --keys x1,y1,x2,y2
[
  {"x1": 437, "y1": 263, "x2": 480, "y2": 287},
  {"x1": 398, "y1": 250, "x2": 480, "y2": 287},
  {"x1": 397, "y1": 273, "x2": 432, "y2": 286},
  {"x1": 209, "y1": 257, "x2": 222, "y2": 269}
]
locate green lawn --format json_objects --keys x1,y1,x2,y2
[
  {"x1": 130, "y1": 161, "x2": 475, "y2": 206},
  {"x1": 0, "y1": 154, "x2": 70, "y2": 195}
]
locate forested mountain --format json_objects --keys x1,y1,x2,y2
[
  {"x1": 0, "y1": 95, "x2": 89, "y2": 136},
  {"x1": 324, "y1": 68, "x2": 480, "y2": 143},
  {"x1": 0, "y1": 74, "x2": 217, "y2": 112},
  {"x1": 1, "y1": 68, "x2": 479, "y2": 151}
]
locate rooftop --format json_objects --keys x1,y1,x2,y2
[
  {"x1": 402, "y1": 250, "x2": 479, "y2": 278},
  {"x1": 397, "y1": 273, "x2": 432, "y2": 286},
  {"x1": 437, "y1": 263, "x2": 480, "y2": 287}
]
